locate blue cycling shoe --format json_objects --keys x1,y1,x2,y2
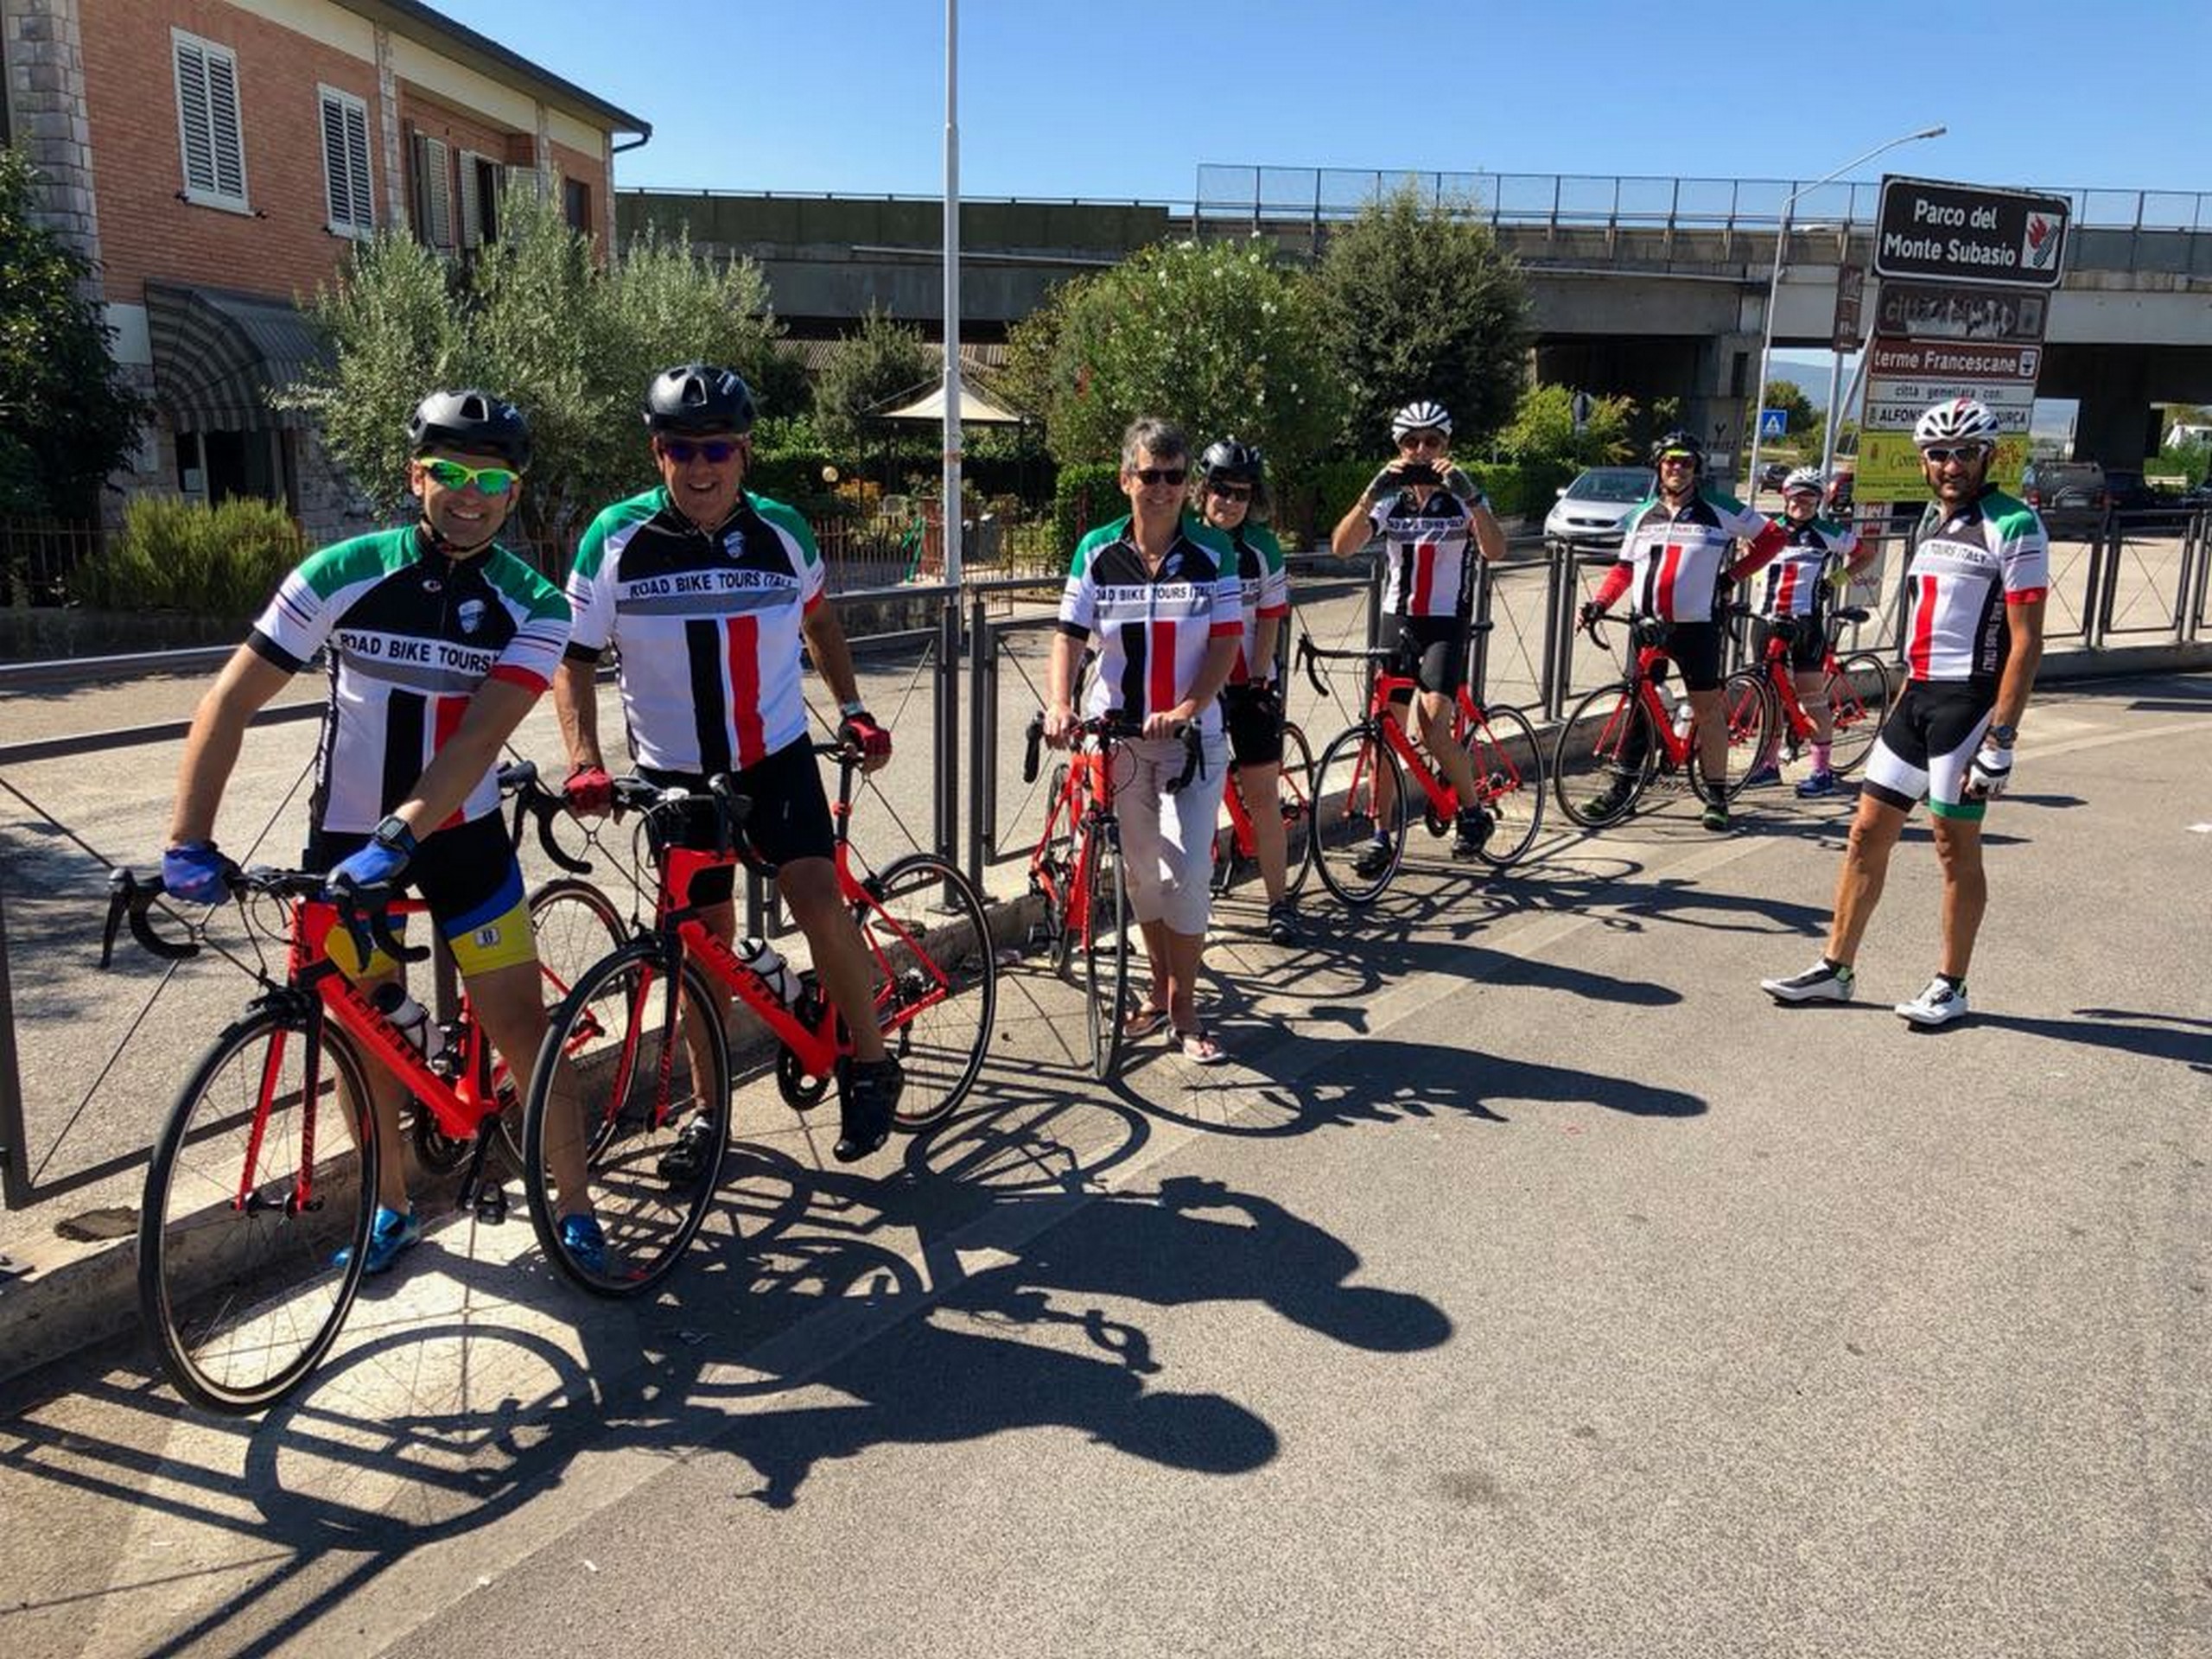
[
  {"x1": 1740, "y1": 763, "x2": 1783, "y2": 789},
  {"x1": 558, "y1": 1213, "x2": 608, "y2": 1277},
  {"x1": 334, "y1": 1205, "x2": 422, "y2": 1275}
]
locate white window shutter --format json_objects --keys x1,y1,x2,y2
[
  {"x1": 205, "y1": 51, "x2": 245, "y2": 200},
  {"x1": 175, "y1": 39, "x2": 215, "y2": 195},
  {"x1": 458, "y1": 149, "x2": 481, "y2": 248},
  {"x1": 344, "y1": 102, "x2": 373, "y2": 229}
]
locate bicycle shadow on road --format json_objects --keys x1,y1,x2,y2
[{"x1": 1975, "y1": 1008, "x2": 2212, "y2": 1074}]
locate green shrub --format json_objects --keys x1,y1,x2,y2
[
  {"x1": 73, "y1": 495, "x2": 306, "y2": 616},
  {"x1": 1052, "y1": 461, "x2": 1122, "y2": 558}
]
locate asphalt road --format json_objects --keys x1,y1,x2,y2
[{"x1": 1, "y1": 670, "x2": 2207, "y2": 1657}]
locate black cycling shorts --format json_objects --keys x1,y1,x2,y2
[
  {"x1": 308, "y1": 810, "x2": 533, "y2": 977},
  {"x1": 639, "y1": 736, "x2": 836, "y2": 906},
  {"x1": 1386, "y1": 615, "x2": 1468, "y2": 701},
  {"x1": 1754, "y1": 613, "x2": 1827, "y2": 673},
  {"x1": 1864, "y1": 681, "x2": 1998, "y2": 820},
  {"x1": 1221, "y1": 681, "x2": 1285, "y2": 767},
  {"x1": 1654, "y1": 620, "x2": 1725, "y2": 692}
]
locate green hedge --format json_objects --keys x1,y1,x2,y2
[
  {"x1": 1052, "y1": 461, "x2": 1123, "y2": 559},
  {"x1": 73, "y1": 495, "x2": 306, "y2": 616}
]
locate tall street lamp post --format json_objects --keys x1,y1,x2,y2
[{"x1": 1743, "y1": 125, "x2": 1944, "y2": 507}]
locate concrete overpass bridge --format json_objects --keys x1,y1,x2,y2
[{"x1": 615, "y1": 168, "x2": 2212, "y2": 467}]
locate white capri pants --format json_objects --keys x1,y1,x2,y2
[{"x1": 1114, "y1": 732, "x2": 1230, "y2": 936}]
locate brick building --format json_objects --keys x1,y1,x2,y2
[{"x1": 0, "y1": 0, "x2": 647, "y2": 538}]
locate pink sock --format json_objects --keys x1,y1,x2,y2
[{"x1": 1811, "y1": 742, "x2": 1832, "y2": 772}]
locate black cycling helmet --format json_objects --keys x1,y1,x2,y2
[
  {"x1": 643, "y1": 363, "x2": 756, "y2": 435},
  {"x1": 1198, "y1": 436, "x2": 1264, "y2": 484},
  {"x1": 1649, "y1": 428, "x2": 1706, "y2": 470},
  {"x1": 407, "y1": 389, "x2": 532, "y2": 470}
]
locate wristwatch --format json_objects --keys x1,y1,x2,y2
[
  {"x1": 1986, "y1": 723, "x2": 2018, "y2": 746},
  {"x1": 838, "y1": 698, "x2": 868, "y2": 719},
  {"x1": 371, "y1": 814, "x2": 418, "y2": 856}
]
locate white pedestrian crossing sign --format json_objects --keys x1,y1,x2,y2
[{"x1": 1758, "y1": 408, "x2": 1789, "y2": 440}]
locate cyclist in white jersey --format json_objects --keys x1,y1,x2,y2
[
  {"x1": 1048, "y1": 417, "x2": 1243, "y2": 1064},
  {"x1": 1195, "y1": 437, "x2": 1300, "y2": 944},
  {"x1": 1579, "y1": 429, "x2": 1788, "y2": 830},
  {"x1": 556, "y1": 365, "x2": 905, "y2": 1160},
  {"x1": 1743, "y1": 467, "x2": 1873, "y2": 797},
  {"x1": 1763, "y1": 398, "x2": 2049, "y2": 1027},
  {"x1": 161, "y1": 391, "x2": 601, "y2": 1275},
  {"x1": 1327, "y1": 399, "x2": 1507, "y2": 870}
]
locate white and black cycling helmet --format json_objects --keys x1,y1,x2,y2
[
  {"x1": 408, "y1": 389, "x2": 531, "y2": 470},
  {"x1": 644, "y1": 363, "x2": 757, "y2": 435},
  {"x1": 1199, "y1": 436, "x2": 1264, "y2": 484},
  {"x1": 1390, "y1": 400, "x2": 1452, "y2": 440},
  {"x1": 1782, "y1": 467, "x2": 1826, "y2": 497},
  {"x1": 1913, "y1": 397, "x2": 2000, "y2": 449}
]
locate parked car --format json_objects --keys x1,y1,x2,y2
[
  {"x1": 1544, "y1": 466, "x2": 1655, "y2": 550},
  {"x1": 2020, "y1": 460, "x2": 2108, "y2": 539},
  {"x1": 2101, "y1": 469, "x2": 2163, "y2": 513},
  {"x1": 1758, "y1": 461, "x2": 1792, "y2": 493}
]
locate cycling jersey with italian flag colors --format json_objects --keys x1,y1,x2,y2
[
  {"x1": 1611, "y1": 489, "x2": 1775, "y2": 623},
  {"x1": 566, "y1": 486, "x2": 826, "y2": 773},
  {"x1": 247, "y1": 526, "x2": 569, "y2": 836},
  {"x1": 1368, "y1": 488, "x2": 1478, "y2": 620},
  {"x1": 1058, "y1": 513, "x2": 1243, "y2": 737},
  {"x1": 1228, "y1": 522, "x2": 1289, "y2": 684},
  {"x1": 1758, "y1": 515, "x2": 1860, "y2": 620},
  {"x1": 1903, "y1": 486, "x2": 2049, "y2": 686}
]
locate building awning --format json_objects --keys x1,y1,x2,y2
[{"x1": 144, "y1": 283, "x2": 332, "y2": 433}]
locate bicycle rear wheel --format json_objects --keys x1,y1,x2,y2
[
  {"x1": 1463, "y1": 703, "x2": 1546, "y2": 869},
  {"x1": 1826, "y1": 653, "x2": 1894, "y2": 774},
  {"x1": 1552, "y1": 682, "x2": 1658, "y2": 829},
  {"x1": 855, "y1": 853, "x2": 997, "y2": 1129},
  {"x1": 1311, "y1": 724, "x2": 1407, "y2": 905},
  {"x1": 1077, "y1": 831, "x2": 1130, "y2": 1080},
  {"x1": 1278, "y1": 721, "x2": 1317, "y2": 899},
  {"x1": 1693, "y1": 671, "x2": 1778, "y2": 804},
  {"x1": 139, "y1": 1006, "x2": 378, "y2": 1414},
  {"x1": 524, "y1": 940, "x2": 729, "y2": 1297}
]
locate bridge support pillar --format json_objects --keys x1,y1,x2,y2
[{"x1": 1685, "y1": 331, "x2": 1759, "y2": 491}]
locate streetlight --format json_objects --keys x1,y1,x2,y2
[{"x1": 1742, "y1": 125, "x2": 1944, "y2": 505}]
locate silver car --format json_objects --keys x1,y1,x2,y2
[{"x1": 1544, "y1": 466, "x2": 1655, "y2": 549}]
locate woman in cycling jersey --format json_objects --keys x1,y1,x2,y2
[
  {"x1": 1046, "y1": 417, "x2": 1243, "y2": 1063},
  {"x1": 1194, "y1": 437, "x2": 1299, "y2": 944},
  {"x1": 1745, "y1": 467, "x2": 1873, "y2": 798}
]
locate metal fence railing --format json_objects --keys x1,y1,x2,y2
[{"x1": 0, "y1": 517, "x2": 101, "y2": 606}]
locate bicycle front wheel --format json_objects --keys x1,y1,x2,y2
[
  {"x1": 1077, "y1": 831, "x2": 1131, "y2": 1081},
  {"x1": 1827, "y1": 653, "x2": 1894, "y2": 775},
  {"x1": 1552, "y1": 683, "x2": 1658, "y2": 829},
  {"x1": 855, "y1": 853, "x2": 997, "y2": 1129},
  {"x1": 1694, "y1": 671, "x2": 1778, "y2": 804},
  {"x1": 139, "y1": 1006, "x2": 378, "y2": 1414},
  {"x1": 1311, "y1": 724, "x2": 1407, "y2": 905},
  {"x1": 1464, "y1": 703, "x2": 1546, "y2": 869},
  {"x1": 524, "y1": 940, "x2": 730, "y2": 1297}
]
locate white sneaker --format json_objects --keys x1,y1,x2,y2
[
  {"x1": 1761, "y1": 960, "x2": 1854, "y2": 1003},
  {"x1": 1895, "y1": 976, "x2": 1969, "y2": 1028}
]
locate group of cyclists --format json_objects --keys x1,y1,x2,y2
[{"x1": 151, "y1": 357, "x2": 2047, "y2": 1289}]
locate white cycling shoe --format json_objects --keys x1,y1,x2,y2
[{"x1": 1895, "y1": 976, "x2": 1970, "y2": 1028}]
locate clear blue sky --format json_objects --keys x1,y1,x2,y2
[{"x1": 438, "y1": 0, "x2": 2212, "y2": 203}]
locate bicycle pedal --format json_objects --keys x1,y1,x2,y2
[{"x1": 471, "y1": 1184, "x2": 508, "y2": 1224}]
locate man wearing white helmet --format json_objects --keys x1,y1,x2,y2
[
  {"x1": 1327, "y1": 399, "x2": 1507, "y2": 867},
  {"x1": 1743, "y1": 467, "x2": 1874, "y2": 797},
  {"x1": 1762, "y1": 397, "x2": 2048, "y2": 1028}
]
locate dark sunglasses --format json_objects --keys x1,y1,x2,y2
[
  {"x1": 1921, "y1": 444, "x2": 1990, "y2": 465},
  {"x1": 1656, "y1": 452, "x2": 1699, "y2": 466},
  {"x1": 1131, "y1": 467, "x2": 1187, "y2": 487},
  {"x1": 658, "y1": 438, "x2": 741, "y2": 464},
  {"x1": 1207, "y1": 483, "x2": 1253, "y2": 502},
  {"x1": 421, "y1": 459, "x2": 519, "y2": 496}
]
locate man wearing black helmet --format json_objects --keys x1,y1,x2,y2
[
  {"x1": 1327, "y1": 399, "x2": 1507, "y2": 869},
  {"x1": 1578, "y1": 429, "x2": 1789, "y2": 830},
  {"x1": 556, "y1": 363, "x2": 905, "y2": 1162},
  {"x1": 161, "y1": 390, "x2": 604, "y2": 1278}
]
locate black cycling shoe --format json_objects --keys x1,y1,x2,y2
[
  {"x1": 1265, "y1": 902, "x2": 1299, "y2": 945},
  {"x1": 657, "y1": 1116, "x2": 720, "y2": 1185},
  {"x1": 1351, "y1": 837, "x2": 1393, "y2": 879},
  {"x1": 1451, "y1": 807, "x2": 1494, "y2": 860},
  {"x1": 833, "y1": 1056, "x2": 903, "y2": 1163}
]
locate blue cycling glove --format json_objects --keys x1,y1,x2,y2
[
  {"x1": 162, "y1": 840, "x2": 233, "y2": 906},
  {"x1": 326, "y1": 839, "x2": 409, "y2": 895}
]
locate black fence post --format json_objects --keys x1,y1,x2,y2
[
  {"x1": 967, "y1": 595, "x2": 992, "y2": 885},
  {"x1": 1470, "y1": 556, "x2": 1494, "y2": 702},
  {"x1": 0, "y1": 888, "x2": 27, "y2": 1211},
  {"x1": 937, "y1": 595, "x2": 961, "y2": 870}
]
